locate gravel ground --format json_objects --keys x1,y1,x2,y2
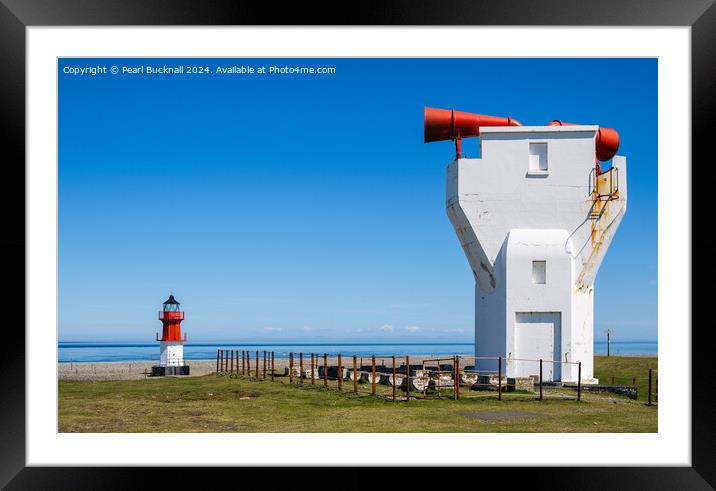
[{"x1": 58, "y1": 355, "x2": 456, "y2": 381}]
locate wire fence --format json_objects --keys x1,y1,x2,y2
[{"x1": 214, "y1": 349, "x2": 657, "y2": 404}]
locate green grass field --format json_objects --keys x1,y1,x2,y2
[
  {"x1": 594, "y1": 355, "x2": 658, "y2": 402},
  {"x1": 58, "y1": 355, "x2": 657, "y2": 433}
]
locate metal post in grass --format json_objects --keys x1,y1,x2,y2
[
  {"x1": 353, "y1": 356, "x2": 358, "y2": 393},
  {"x1": 216, "y1": 350, "x2": 220, "y2": 373},
  {"x1": 406, "y1": 356, "x2": 410, "y2": 402},
  {"x1": 392, "y1": 356, "x2": 396, "y2": 402},
  {"x1": 271, "y1": 352, "x2": 275, "y2": 381},
  {"x1": 241, "y1": 350, "x2": 244, "y2": 375},
  {"x1": 648, "y1": 368, "x2": 652, "y2": 406},
  {"x1": 498, "y1": 356, "x2": 502, "y2": 401},
  {"x1": 539, "y1": 359, "x2": 543, "y2": 401},
  {"x1": 371, "y1": 355, "x2": 376, "y2": 396},
  {"x1": 338, "y1": 354, "x2": 342, "y2": 391},
  {"x1": 299, "y1": 352, "x2": 304, "y2": 384},
  {"x1": 289, "y1": 352, "x2": 294, "y2": 384},
  {"x1": 255, "y1": 350, "x2": 259, "y2": 378},
  {"x1": 577, "y1": 362, "x2": 582, "y2": 401},
  {"x1": 454, "y1": 355, "x2": 460, "y2": 400},
  {"x1": 230, "y1": 350, "x2": 234, "y2": 373},
  {"x1": 263, "y1": 351, "x2": 267, "y2": 379},
  {"x1": 323, "y1": 354, "x2": 328, "y2": 387},
  {"x1": 311, "y1": 354, "x2": 315, "y2": 385},
  {"x1": 246, "y1": 351, "x2": 250, "y2": 374}
]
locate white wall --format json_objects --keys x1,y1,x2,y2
[
  {"x1": 446, "y1": 126, "x2": 627, "y2": 382},
  {"x1": 159, "y1": 342, "x2": 185, "y2": 367}
]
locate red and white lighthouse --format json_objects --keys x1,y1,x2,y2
[{"x1": 151, "y1": 294, "x2": 190, "y2": 376}]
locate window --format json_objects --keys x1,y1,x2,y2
[
  {"x1": 532, "y1": 260, "x2": 546, "y2": 284},
  {"x1": 529, "y1": 142, "x2": 548, "y2": 172}
]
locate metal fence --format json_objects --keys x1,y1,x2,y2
[{"x1": 214, "y1": 349, "x2": 656, "y2": 404}]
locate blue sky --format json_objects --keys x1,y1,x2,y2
[{"x1": 58, "y1": 58, "x2": 657, "y2": 343}]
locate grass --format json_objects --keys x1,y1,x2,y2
[
  {"x1": 594, "y1": 355, "x2": 657, "y2": 402},
  {"x1": 58, "y1": 356, "x2": 658, "y2": 433}
]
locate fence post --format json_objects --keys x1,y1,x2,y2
[
  {"x1": 454, "y1": 355, "x2": 460, "y2": 400},
  {"x1": 271, "y1": 352, "x2": 275, "y2": 381},
  {"x1": 311, "y1": 354, "x2": 315, "y2": 385},
  {"x1": 222, "y1": 350, "x2": 226, "y2": 372},
  {"x1": 338, "y1": 354, "x2": 342, "y2": 391},
  {"x1": 406, "y1": 356, "x2": 410, "y2": 402},
  {"x1": 577, "y1": 362, "x2": 582, "y2": 402},
  {"x1": 230, "y1": 350, "x2": 234, "y2": 373},
  {"x1": 242, "y1": 350, "x2": 245, "y2": 375},
  {"x1": 498, "y1": 356, "x2": 502, "y2": 401},
  {"x1": 323, "y1": 354, "x2": 328, "y2": 387},
  {"x1": 299, "y1": 352, "x2": 304, "y2": 384},
  {"x1": 392, "y1": 355, "x2": 396, "y2": 402},
  {"x1": 289, "y1": 352, "x2": 294, "y2": 384},
  {"x1": 216, "y1": 349, "x2": 220, "y2": 373},
  {"x1": 353, "y1": 355, "x2": 358, "y2": 393},
  {"x1": 539, "y1": 359, "x2": 543, "y2": 401},
  {"x1": 263, "y1": 351, "x2": 267, "y2": 379},
  {"x1": 648, "y1": 368, "x2": 652, "y2": 406},
  {"x1": 371, "y1": 356, "x2": 376, "y2": 396},
  {"x1": 255, "y1": 350, "x2": 259, "y2": 378},
  {"x1": 246, "y1": 350, "x2": 250, "y2": 375}
]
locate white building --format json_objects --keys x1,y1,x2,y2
[{"x1": 445, "y1": 125, "x2": 627, "y2": 383}]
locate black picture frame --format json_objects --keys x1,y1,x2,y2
[{"x1": 1, "y1": 0, "x2": 712, "y2": 488}]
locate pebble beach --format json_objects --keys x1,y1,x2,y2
[{"x1": 58, "y1": 355, "x2": 450, "y2": 381}]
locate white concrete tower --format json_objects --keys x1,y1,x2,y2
[{"x1": 426, "y1": 108, "x2": 626, "y2": 383}]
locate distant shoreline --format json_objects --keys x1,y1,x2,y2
[
  {"x1": 57, "y1": 341, "x2": 657, "y2": 363},
  {"x1": 58, "y1": 353, "x2": 657, "y2": 381}
]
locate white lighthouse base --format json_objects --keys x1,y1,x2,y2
[{"x1": 152, "y1": 341, "x2": 189, "y2": 376}]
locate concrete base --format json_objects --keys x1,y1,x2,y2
[
  {"x1": 151, "y1": 365, "x2": 190, "y2": 376},
  {"x1": 562, "y1": 383, "x2": 637, "y2": 400},
  {"x1": 506, "y1": 377, "x2": 535, "y2": 392}
]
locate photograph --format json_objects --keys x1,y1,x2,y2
[{"x1": 57, "y1": 57, "x2": 658, "y2": 433}]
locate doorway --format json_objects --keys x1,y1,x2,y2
[{"x1": 513, "y1": 312, "x2": 562, "y2": 381}]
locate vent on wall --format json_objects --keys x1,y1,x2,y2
[{"x1": 532, "y1": 260, "x2": 546, "y2": 284}]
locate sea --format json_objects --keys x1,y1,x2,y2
[{"x1": 58, "y1": 341, "x2": 657, "y2": 363}]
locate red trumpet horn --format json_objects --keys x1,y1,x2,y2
[
  {"x1": 424, "y1": 106, "x2": 522, "y2": 158},
  {"x1": 548, "y1": 120, "x2": 620, "y2": 162}
]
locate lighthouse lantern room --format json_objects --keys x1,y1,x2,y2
[{"x1": 151, "y1": 294, "x2": 190, "y2": 376}]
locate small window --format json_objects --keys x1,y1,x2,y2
[
  {"x1": 532, "y1": 260, "x2": 546, "y2": 284},
  {"x1": 529, "y1": 143, "x2": 548, "y2": 171}
]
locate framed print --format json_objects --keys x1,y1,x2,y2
[{"x1": 2, "y1": 0, "x2": 714, "y2": 488}]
